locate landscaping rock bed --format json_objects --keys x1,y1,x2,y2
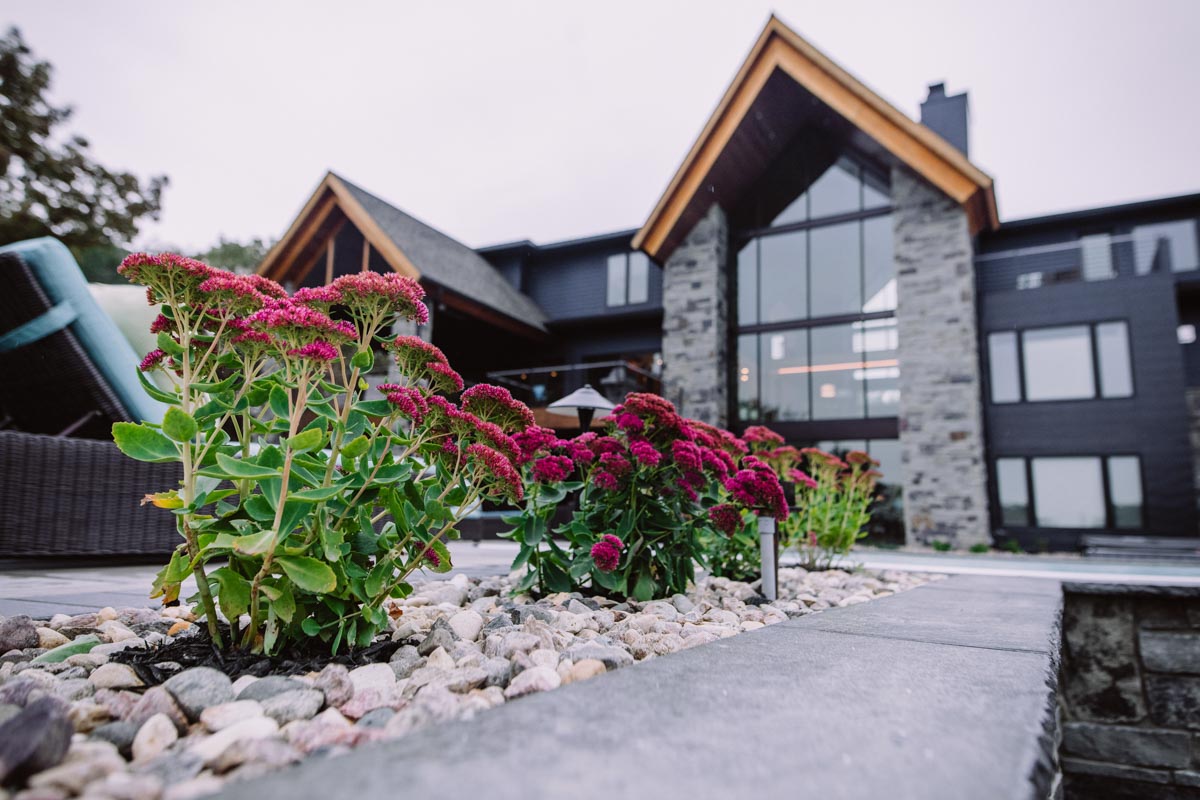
[{"x1": 0, "y1": 567, "x2": 937, "y2": 799}]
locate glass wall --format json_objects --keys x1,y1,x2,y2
[{"x1": 736, "y1": 155, "x2": 896, "y2": 423}]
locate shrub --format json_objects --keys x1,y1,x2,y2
[
  {"x1": 502, "y1": 395, "x2": 784, "y2": 600},
  {"x1": 969, "y1": 542, "x2": 990, "y2": 554},
  {"x1": 114, "y1": 255, "x2": 530, "y2": 654},
  {"x1": 741, "y1": 431, "x2": 881, "y2": 570},
  {"x1": 931, "y1": 540, "x2": 953, "y2": 552}
]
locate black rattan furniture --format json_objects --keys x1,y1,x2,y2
[{"x1": 0, "y1": 238, "x2": 180, "y2": 557}]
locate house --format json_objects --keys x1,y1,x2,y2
[{"x1": 258, "y1": 16, "x2": 1200, "y2": 552}]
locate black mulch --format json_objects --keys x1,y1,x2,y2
[{"x1": 110, "y1": 626, "x2": 406, "y2": 687}]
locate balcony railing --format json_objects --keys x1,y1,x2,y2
[
  {"x1": 976, "y1": 223, "x2": 1199, "y2": 294},
  {"x1": 485, "y1": 359, "x2": 662, "y2": 409}
]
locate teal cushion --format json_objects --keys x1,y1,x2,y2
[{"x1": 0, "y1": 237, "x2": 167, "y2": 425}]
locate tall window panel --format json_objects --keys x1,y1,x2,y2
[
  {"x1": 809, "y1": 221, "x2": 861, "y2": 317},
  {"x1": 1031, "y1": 457, "x2": 1106, "y2": 528},
  {"x1": 737, "y1": 241, "x2": 758, "y2": 326},
  {"x1": 737, "y1": 334, "x2": 760, "y2": 422},
  {"x1": 1096, "y1": 322, "x2": 1134, "y2": 398},
  {"x1": 859, "y1": 318, "x2": 899, "y2": 417},
  {"x1": 759, "y1": 230, "x2": 807, "y2": 324},
  {"x1": 810, "y1": 324, "x2": 864, "y2": 420},
  {"x1": 995, "y1": 458, "x2": 1030, "y2": 527},
  {"x1": 760, "y1": 329, "x2": 810, "y2": 422},
  {"x1": 988, "y1": 332, "x2": 1022, "y2": 403}
]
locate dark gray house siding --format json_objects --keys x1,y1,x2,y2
[{"x1": 976, "y1": 194, "x2": 1200, "y2": 547}]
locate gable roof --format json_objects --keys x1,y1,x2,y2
[
  {"x1": 258, "y1": 172, "x2": 548, "y2": 334},
  {"x1": 633, "y1": 15, "x2": 1000, "y2": 261}
]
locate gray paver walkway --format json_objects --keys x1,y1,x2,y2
[{"x1": 217, "y1": 574, "x2": 1065, "y2": 800}]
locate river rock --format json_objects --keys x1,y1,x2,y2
[
  {"x1": 416, "y1": 618, "x2": 459, "y2": 656},
  {"x1": 0, "y1": 696, "x2": 73, "y2": 785},
  {"x1": 313, "y1": 663, "x2": 354, "y2": 707},
  {"x1": 0, "y1": 616, "x2": 38, "y2": 653},
  {"x1": 34, "y1": 629, "x2": 70, "y2": 650},
  {"x1": 127, "y1": 685, "x2": 188, "y2": 732},
  {"x1": 261, "y1": 689, "x2": 324, "y2": 724},
  {"x1": 164, "y1": 667, "x2": 234, "y2": 720},
  {"x1": 89, "y1": 720, "x2": 139, "y2": 758},
  {"x1": 447, "y1": 610, "x2": 483, "y2": 642},
  {"x1": 187, "y1": 715, "x2": 279, "y2": 764},
  {"x1": 237, "y1": 675, "x2": 305, "y2": 703},
  {"x1": 503, "y1": 665, "x2": 560, "y2": 698},
  {"x1": 200, "y1": 700, "x2": 264, "y2": 732},
  {"x1": 132, "y1": 713, "x2": 178, "y2": 762},
  {"x1": 565, "y1": 642, "x2": 634, "y2": 670},
  {"x1": 88, "y1": 663, "x2": 144, "y2": 690},
  {"x1": 567, "y1": 658, "x2": 607, "y2": 683}
]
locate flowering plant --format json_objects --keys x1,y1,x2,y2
[
  {"x1": 743, "y1": 427, "x2": 881, "y2": 570},
  {"x1": 502, "y1": 395, "x2": 785, "y2": 599},
  {"x1": 114, "y1": 255, "x2": 530, "y2": 654}
]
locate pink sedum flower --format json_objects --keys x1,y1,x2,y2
[
  {"x1": 590, "y1": 534, "x2": 624, "y2": 572},
  {"x1": 708, "y1": 503, "x2": 742, "y2": 536},
  {"x1": 532, "y1": 454, "x2": 574, "y2": 483},
  {"x1": 629, "y1": 440, "x2": 662, "y2": 467},
  {"x1": 286, "y1": 341, "x2": 339, "y2": 362}
]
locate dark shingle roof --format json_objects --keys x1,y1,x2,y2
[{"x1": 336, "y1": 175, "x2": 548, "y2": 332}]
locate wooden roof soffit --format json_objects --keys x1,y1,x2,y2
[
  {"x1": 632, "y1": 16, "x2": 1000, "y2": 261},
  {"x1": 257, "y1": 172, "x2": 421, "y2": 283}
]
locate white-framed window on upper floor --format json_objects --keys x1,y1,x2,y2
[{"x1": 606, "y1": 252, "x2": 651, "y2": 307}]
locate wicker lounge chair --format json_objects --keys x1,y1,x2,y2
[{"x1": 0, "y1": 237, "x2": 180, "y2": 557}]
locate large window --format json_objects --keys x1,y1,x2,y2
[
  {"x1": 987, "y1": 321, "x2": 1133, "y2": 403},
  {"x1": 735, "y1": 155, "x2": 895, "y2": 424},
  {"x1": 738, "y1": 318, "x2": 898, "y2": 422},
  {"x1": 606, "y1": 252, "x2": 651, "y2": 306},
  {"x1": 994, "y1": 455, "x2": 1142, "y2": 530}
]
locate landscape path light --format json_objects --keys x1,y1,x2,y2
[
  {"x1": 547, "y1": 384, "x2": 615, "y2": 436},
  {"x1": 759, "y1": 515, "x2": 778, "y2": 601}
]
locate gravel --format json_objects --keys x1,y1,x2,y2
[{"x1": 0, "y1": 567, "x2": 936, "y2": 796}]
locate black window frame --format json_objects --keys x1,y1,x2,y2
[
  {"x1": 986, "y1": 320, "x2": 1135, "y2": 405},
  {"x1": 993, "y1": 454, "x2": 1144, "y2": 531}
]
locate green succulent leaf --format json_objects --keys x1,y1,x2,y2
[
  {"x1": 210, "y1": 567, "x2": 251, "y2": 623},
  {"x1": 276, "y1": 555, "x2": 337, "y2": 594},
  {"x1": 286, "y1": 427, "x2": 325, "y2": 454},
  {"x1": 112, "y1": 422, "x2": 178, "y2": 463},
  {"x1": 340, "y1": 435, "x2": 370, "y2": 459},
  {"x1": 136, "y1": 368, "x2": 180, "y2": 404},
  {"x1": 156, "y1": 330, "x2": 184, "y2": 357},
  {"x1": 207, "y1": 453, "x2": 280, "y2": 480},
  {"x1": 232, "y1": 528, "x2": 275, "y2": 555},
  {"x1": 162, "y1": 406, "x2": 198, "y2": 442}
]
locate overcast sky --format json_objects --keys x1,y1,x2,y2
[{"x1": 6, "y1": 0, "x2": 1199, "y2": 252}]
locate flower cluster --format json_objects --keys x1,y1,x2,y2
[
  {"x1": 328, "y1": 272, "x2": 428, "y2": 325},
  {"x1": 743, "y1": 425, "x2": 785, "y2": 447},
  {"x1": 378, "y1": 383, "x2": 430, "y2": 423},
  {"x1": 707, "y1": 503, "x2": 742, "y2": 536},
  {"x1": 465, "y1": 443, "x2": 524, "y2": 504},
  {"x1": 531, "y1": 454, "x2": 574, "y2": 484},
  {"x1": 247, "y1": 301, "x2": 357, "y2": 346},
  {"x1": 385, "y1": 335, "x2": 463, "y2": 393},
  {"x1": 461, "y1": 384, "x2": 535, "y2": 433},
  {"x1": 286, "y1": 341, "x2": 339, "y2": 362},
  {"x1": 590, "y1": 534, "x2": 624, "y2": 572},
  {"x1": 725, "y1": 455, "x2": 789, "y2": 520}
]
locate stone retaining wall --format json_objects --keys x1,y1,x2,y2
[{"x1": 1059, "y1": 583, "x2": 1200, "y2": 799}]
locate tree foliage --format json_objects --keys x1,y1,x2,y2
[
  {"x1": 192, "y1": 236, "x2": 270, "y2": 274},
  {"x1": 0, "y1": 27, "x2": 167, "y2": 257}
]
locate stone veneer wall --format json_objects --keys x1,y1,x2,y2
[
  {"x1": 1059, "y1": 584, "x2": 1200, "y2": 799},
  {"x1": 891, "y1": 166, "x2": 990, "y2": 547},
  {"x1": 660, "y1": 203, "x2": 729, "y2": 426},
  {"x1": 1188, "y1": 388, "x2": 1200, "y2": 528}
]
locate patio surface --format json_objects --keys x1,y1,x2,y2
[{"x1": 2, "y1": 541, "x2": 1199, "y2": 617}]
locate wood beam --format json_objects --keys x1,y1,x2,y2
[
  {"x1": 324, "y1": 238, "x2": 335, "y2": 284},
  {"x1": 361, "y1": 239, "x2": 370, "y2": 272},
  {"x1": 291, "y1": 217, "x2": 346, "y2": 288}
]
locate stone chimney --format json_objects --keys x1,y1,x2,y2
[{"x1": 919, "y1": 82, "x2": 969, "y2": 158}]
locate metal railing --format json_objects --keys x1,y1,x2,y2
[
  {"x1": 976, "y1": 227, "x2": 1198, "y2": 294},
  {"x1": 485, "y1": 359, "x2": 662, "y2": 407}
]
